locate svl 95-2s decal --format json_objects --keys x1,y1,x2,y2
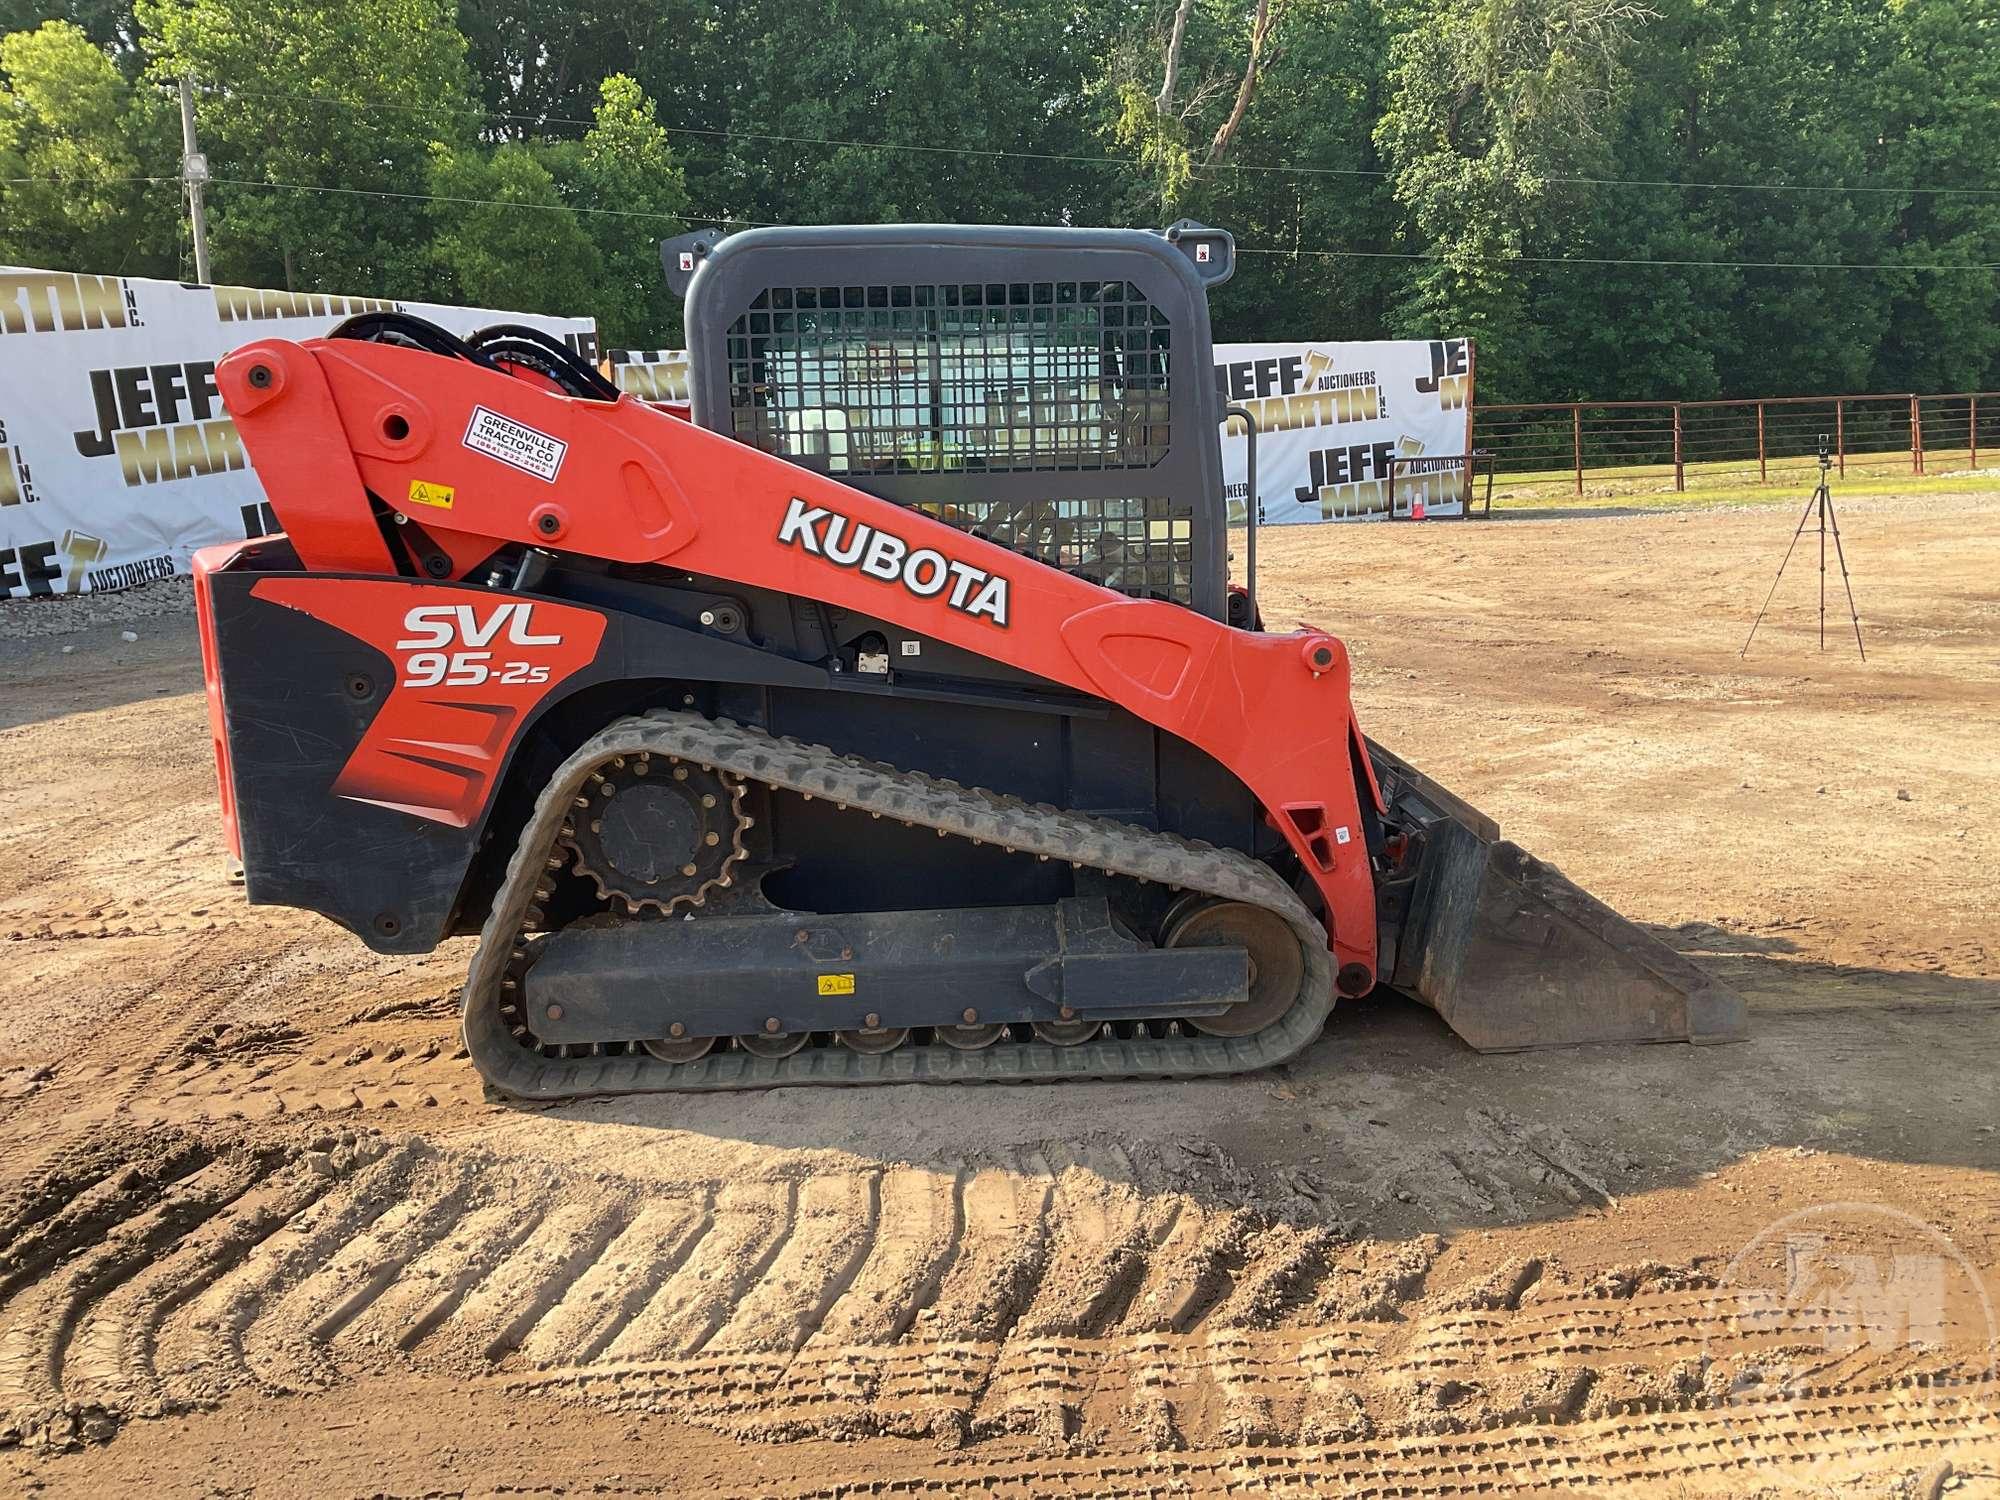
[
  {"x1": 250, "y1": 579, "x2": 606, "y2": 826},
  {"x1": 394, "y1": 601, "x2": 564, "y2": 687}
]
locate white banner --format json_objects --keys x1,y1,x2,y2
[
  {"x1": 608, "y1": 348, "x2": 689, "y2": 404},
  {"x1": 0, "y1": 267, "x2": 596, "y2": 598},
  {"x1": 1216, "y1": 339, "x2": 1474, "y2": 524}
]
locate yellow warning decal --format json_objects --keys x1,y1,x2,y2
[
  {"x1": 408, "y1": 479, "x2": 455, "y2": 510},
  {"x1": 817, "y1": 973, "x2": 856, "y2": 997}
]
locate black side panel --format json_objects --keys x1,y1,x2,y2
[
  {"x1": 208, "y1": 575, "x2": 487, "y2": 952},
  {"x1": 206, "y1": 571, "x2": 825, "y2": 952}
]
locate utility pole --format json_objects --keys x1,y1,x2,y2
[{"x1": 178, "y1": 74, "x2": 211, "y2": 284}]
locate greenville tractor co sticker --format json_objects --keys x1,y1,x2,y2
[{"x1": 463, "y1": 405, "x2": 567, "y2": 481}]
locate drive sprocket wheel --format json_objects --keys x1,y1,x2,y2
[{"x1": 560, "y1": 753, "x2": 749, "y2": 915}]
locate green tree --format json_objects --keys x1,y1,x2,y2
[
  {"x1": 0, "y1": 0, "x2": 140, "y2": 64},
  {"x1": 426, "y1": 139, "x2": 604, "y2": 316},
  {"x1": 1649, "y1": 0, "x2": 1896, "y2": 396},
  {"x1": 1866, "y1": 0, "x2": 2000, "y2": 394},
  {"x1": 425, "y1": 74, "x2": 682, "y2": 342},
  {"x1": 1148, "y1": 0, "x2": 1404, "y2": 343},
  {"x1": 1374, "y1": 0, "x2": 1659, "y2": 400},
  {"x1": 1510, "y1": 0, "x2": 1734, "y2": 398},
  {"x1": 702, "y1": 0, "x2": 1121, "y2": 227},
  {"x1": 137, "y1": 0, "x2": 477, "y2": 293},
  {"x1": 571, "y1": 73, "x2": 686, "y2": 346},
  {"x1": 0, "y1": 18, "x2": 176, "y2": 274},
  {"x1": 3, "y1": 0, "x2": 1996, "y2": 392},
  {"x1": 453, "y1": 0, "x2": 664, "y2": 127},
  {"x1": 1109, "y1": 0, "x2": 1302, "y2": 219}
]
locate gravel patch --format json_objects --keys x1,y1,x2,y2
[{"x1": 0, "y1": 576, "x2": 196, "y2": 642}]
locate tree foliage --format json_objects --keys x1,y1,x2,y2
[
  {"x1": 1, "y1": 0, "x2": 1994, "y2": 398},
  {"x1": 426, "y1": 73, "x2": 686, "y2": 344},
  {"x1": 0, "y1": 19, "x2": 174, "y2": 272},
  {"x1": 135, "y1": 0, "x2": 479, "y2": 292}
]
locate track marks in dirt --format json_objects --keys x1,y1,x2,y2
[
  {"x1": 973, "y1": 1144, "x2": 1178, "y2": 1444},
  {"x1": 713, "y1": 1172, "x2": 879, "y2": 1356},
  {"x1": 2, "y1": 1129, "x2": 1994, "y2": 1495},
  {"x1": 149, "y1": 1138, "x2": 418, "y2": 1411},
  {"x1": 813, "y1": 1166, "x2": 961, "y2": 1349},
  {"x1": 8, "y1": 928, "x2": 476, "y2": 1130},
  {"x1": 445, "y1": 1198, "x2": 631, "y2": 1365},
  {"x1": 0, "y1": 1152, "x2": 266, "y2": 1440},
  {"x1": 600, "y1": 1182, "x2": 792, "y2": 1362},
  {"x1": 924, "y1": 1155, "x2": 1056, "y2": 1345},
  {"x1": 512, "y1": 1198, "x2": 703, "y2": 1367},
  {"x1": 740, "y1": 1381, "x2": 1998, "y2": 1498},
  {"x1": 62, "y1": 1156, "x2": 339, "y2": 1415},
  {"x1": 0, "y1": 1136, "x2": 212, "y2": 1306},
  {"x1": 129, "y1": 1015, "x2": 481, "y2": 1123},
  {"x1": 239, "y1": 1160, "x2": 476, "y2": 1392}
]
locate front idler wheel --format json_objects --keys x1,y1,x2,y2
[{"x1": 1161, "y1": 896, "x2": 1303, "y2": 1037}]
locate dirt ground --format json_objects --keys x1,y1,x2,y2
[{"x1": 1, "y1": 491, "x2": 1996, "y2": 1498}]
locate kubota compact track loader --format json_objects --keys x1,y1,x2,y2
[{"x1": 193, "y1": 222, "x2": 1743, "y2": 1097}]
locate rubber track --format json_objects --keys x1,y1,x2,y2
[{"x1": 462, "y1": 710, "x2": 1334, "y2": 1098}]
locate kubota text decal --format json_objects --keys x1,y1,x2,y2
[{"x1": 777, "y1": 496, "x2": 1011, "y2": 626}]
